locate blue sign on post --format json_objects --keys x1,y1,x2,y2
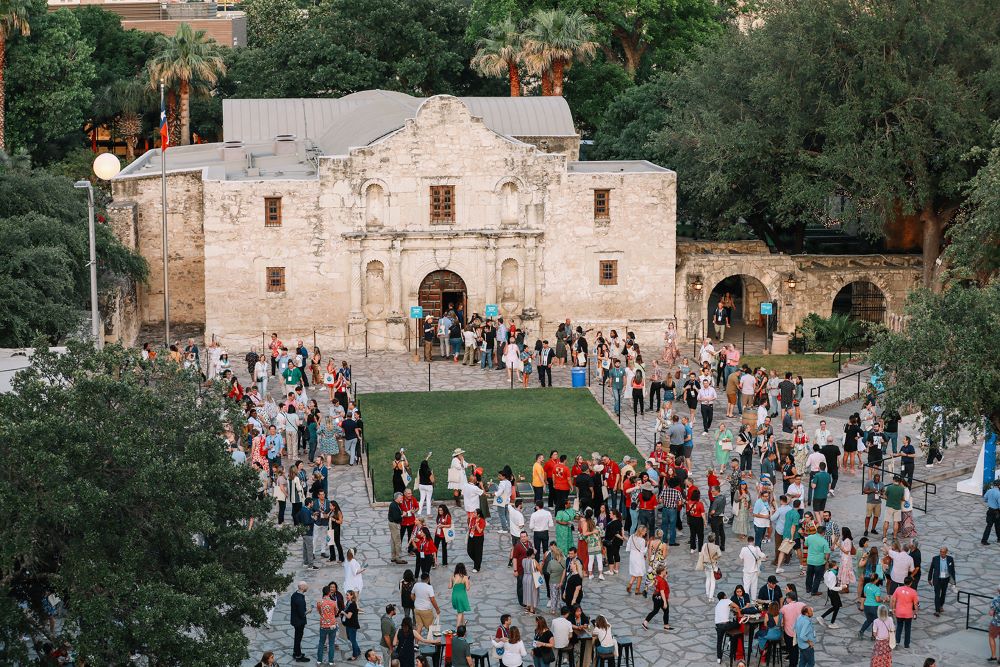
[
  {"x1": 760, "y1": 302, "x2": 774, "y2": 316},
  {"x1": 485, "y1": 304, "x2": 499, "y2": 317},
  {"x1": 409, "y1": 306, "x2": 424, "y2": 319}
]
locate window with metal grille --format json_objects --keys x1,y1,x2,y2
[
  {"x1": 264, "y1": 197, "x2": 282, "y2": 227},
  {"x1": 593, "y1": 189, "x2": 610, "y2": 219},
  {"x1": 265, "y1": 267, "x2": 286, "y2": 292},
  {"x1": 430, "y1": 185, "x2": 455, "y2": 223},
  {"x1": 599, "y1": 260, "x2": 618, "y2": 285}
]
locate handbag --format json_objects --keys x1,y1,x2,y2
[
  {"x1": 534, "y1": 572, "x2": 545, "y2": 589},
  {"x1": 444, "y1": 527, "x2": 455, "y2": 544},
  {"x1": 720, "y1": 438, "x2": 733, "y2": 451},
  {"x1": 713, "y1": 565, "x2": 723, "y2": 581}
]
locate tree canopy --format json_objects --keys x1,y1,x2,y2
[
  {"x1": 0, "y1": 158, "x2": 147, "y2": 346},
  {"x1": 593, "y1": 0, "x2": 1000, "y2": 259},
  {"x1": 0, "y1": 342, "x2": 295, "y2": 664}
]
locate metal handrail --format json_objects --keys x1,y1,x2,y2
[
  {"x1": 809, "y1": 365, "x2": 872, "y2": 403},
  {"x1": 832, "y1": 333, "x2": 869, "y2": 373},
  {"x1": 957, "y1": 589, "x2": 995, "y2": 632},
  {"x1": 860, "y1": 461, "x2": 936, "y2": 513},
  {"x1": 691, "y1": 319, "x2": 705, "y2": 357}
]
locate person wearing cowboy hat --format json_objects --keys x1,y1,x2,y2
[
  {"x1": 448, "y1": 448, "x2": 471, "y2": 507},
  {"x1": 423, "y1": 315, "x2": 436, "y2": 362}
]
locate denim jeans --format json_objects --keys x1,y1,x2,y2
[
  {"x1": 346, "y1": 438, "x2": 358, "y2": 465},
  {"x1": 799, "y1": 645, "x2": 815, "y2": 667},
  {"x1": 497, "y1": 505, "x2": 510, "y2": 532},
  {"x1": 449, "y1": 338, "x2": 462, "y2": 358},
  {"x1": 754, "y1": 525, "x2": 767, "y2": 547},
  {"x1": 317, "y1": 626, "x2": 337, "y2": 663},
  {"x1": 806, "y1": 563, "x2": 823, "y2": 594},
  {"x1": 894, "y1": 617, "x2": 912, "y2": 647},
  {"x1": 886, "y1": 432, "x2": 899, "y2": 455},
  {"x1": 480, "y1": 350, "x2": 494, "y2": 369},
  {"x1": 638, "y1": 509, "x2": 655, "y2": 534},
  {"x1": 629, "y1": 508, "x2": 639, "y2": 533},
  {"x1": 859, "y1": 605, "x2": 878, "y2": 635},
  {"x1": 346, "y1": 625, "x2": 361, "y2": 657},
  {"x1": 661, "y1": 507, "x2": 678, "y2": 544},
  {"x1": 613, "y1": 387, "x2": 623, "y2": 414}
]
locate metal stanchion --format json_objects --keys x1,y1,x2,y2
[{"x1": 428, "y1": 362, "x2": 431, "y2": 391}]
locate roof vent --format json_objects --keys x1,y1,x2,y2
[
  {"x1": 275, "y1": 134, "x2": 297, "y2": 155},
  {"x1": 221, "y1": 140, "x2": 246, "y2": 165}
]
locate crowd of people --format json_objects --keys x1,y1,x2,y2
[{"x1": 196, "y1": 324, "x2": 1000, "y2": 667}]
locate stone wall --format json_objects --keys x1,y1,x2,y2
[{"x1": 110, "y1": 171, "x2": 206, "y2": 326}]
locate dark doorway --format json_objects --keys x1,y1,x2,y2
[
  {"x1": 418, "y1": 270, "x2": 467, "y2": 318},
  {"x1": 832, "y1": 281, "x2": 886, "y2": 323},
  {"x1": 442, "y1": 291, "x2": 465, "y2": 317}
]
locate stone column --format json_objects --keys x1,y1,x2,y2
[
  {"x1": 485, "y1": 237, "x2": 497, "y2": 305},
  {"x1": 390, "y1": 238, "x2": 403, "y2": 315},
  {"x1": 347, "y1": 242, "x2": 365, "y2": 351},
  {"x1": 524, "y1": 238, "x2": 538, "y2": 312}
]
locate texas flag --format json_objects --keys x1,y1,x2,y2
[{"x1": 160, "y1": 93, "x2": 169, "y2": 149}]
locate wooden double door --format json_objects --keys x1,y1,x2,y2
[{"x1": 418, "y1": 270, "x2": 467, "y2": 318}]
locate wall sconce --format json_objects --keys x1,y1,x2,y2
[
  {"x1": 690, "y1": 276, "x2": 704, "y2": 293},
  {"x1": 785, "y1": 275, "x2": 798, "y2": 290}
]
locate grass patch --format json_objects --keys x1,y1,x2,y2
[
  {"x1": 740, "y1": 354, "x2": 840, "y2": 378},
  {"x1": 361, "y1": 388, "x2": 638, "y2": 502}
]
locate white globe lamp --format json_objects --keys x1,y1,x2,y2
[{"x1": 93, "y1": 152, "x2": 122, "y2": 181}]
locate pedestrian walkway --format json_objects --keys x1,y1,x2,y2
[{"x1": 236, "y1": 351, "x2": 997, "y2": 667}]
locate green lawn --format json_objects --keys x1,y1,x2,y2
[
  {"x1": 360, "y1": 388, "x2": 638, "y2": 501},
  {"x1": 740, "y1": 354, "x2": 840, "y2": 378}
]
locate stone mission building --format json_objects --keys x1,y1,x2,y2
[{"x1": 109, "y1": 91, "x2": 677, "y2": 350}]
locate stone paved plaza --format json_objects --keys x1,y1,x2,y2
[{"x1": 239, "y1": 352, "x2": 999, "y2": 667}]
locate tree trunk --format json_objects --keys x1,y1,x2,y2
[
  {"x1": 552, "y1": 59, "x2": 565, "y2": 96},
  {"x1": 507, "y1": 61, "x2": 520, "y2": 97},
  {"x1": 166, "y1": 90, "x2": 180, "y2": 147},
  {"x1": 541, "y1": 69, "x2": 553, "y2": 96},
  {"x1": 919, "y1": 206, "x2": 943, "y2": 291},
  {"x1": 126, "y1": 136, "x2": 137, "y2": 162},
  {"x1": 790, "y1": 221, "x2": 806, "y2": 254},
  {"x1": 179, "y1": 78, "x2": 191, "y2": 146},
  {"x1": 0, "y1": 37, "x2": 7, "y2": 154},
  {"x1": 611, "y1": 26, "x2": 647, "y2": 79}
]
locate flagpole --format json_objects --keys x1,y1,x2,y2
[{"x1": 160, "y1": 80, "x2": 170, "y2": 348}]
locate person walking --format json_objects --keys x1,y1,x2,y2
[
  {"x1": 890, "y1": 576, "x2": 918, "y2": 649},
  {"x1": 870, "y1": 605, "x2": 895, "y2": 667},
  {"x1": 739, "y1": 536, "x2": 766, "y2": 600},
  {"x1": 983, "y1": 480, "x2": 1000, "y2": 545},
  {"x1": 290, "y1": 582, "x2": 309, "y2": 662},
  {"x1": 449, "y1": 563, "x2": 471, "y2": 628},
  {"x1": 698, "y1": 381, "x2": 718, "y2": 436},
  {"x1": 794, "y1": 606, "x2": 817, "y2": 667},
  {"x1": 927, "y1": 547, "x2": 956, "y2": 616},
  {"x1": 417, "y1": 459, "x2": 435, "y2": 517},
  {"x1": 298, "y1": 503, "x2": 318, "y2": 570},
  {"x1": 698, "y1": 534, "x2": 723, "y2": 600},
  {"x1": 316, "y1": 586, "x2": 340, "y2": 666},
  {"x1": 642, "y1": 565, "x2": 672, "y2": 631},
  {"x1": 467, "y1": 508, "x2": 486, "y2": 572},
  {"x1": 817, "y1": 562, "x2": 845, "y2": 628},
  {"x1": 388, "y1": 493, "x2": 406, "y2": 565}
]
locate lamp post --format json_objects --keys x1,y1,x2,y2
[{"x1": 73, "y1": 153, "x2": 122, "y2": 349}]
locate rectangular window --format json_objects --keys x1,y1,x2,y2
[
  {"x1": 264, "y1": 197, "x2": 282, "y2": 227},
  {"x1": 599, "y1": 260, "x2": 618, "y2": 286},
  {"x1": 593, "y1": 189, "x2": 610, "y2": 219},
  {"x1": 430, "y1": 185, "x2": 455, "y2": 223},
  {"x1": 265, "y1": 267, "x2": 286, "y2": 293}
]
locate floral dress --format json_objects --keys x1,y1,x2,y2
[
  {"x1": 643, "y1": 540, "x2": 667, "y2": 593},
  {"x1": 318, "y1": 423, "x2": 341, "y2": 456},
  {"x1": 793, "y1": 443, "x2": 809, "y2": 480},
  {"x1": 520, "y1": 348, "x2": 533, "y2": 375},
  {"x1": 838, "y1": 537, "x2": 856, "y2": 587},
  {"x1": 733, "y1": 493, "x2": 752, "y2": 538}
]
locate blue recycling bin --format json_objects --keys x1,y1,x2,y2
[{"x1": 571, "y1": 367, "x2": 587, "y2": 388}]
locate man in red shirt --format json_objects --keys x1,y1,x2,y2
[
  {"x1": 552, "y1": 456, "x2": 572, "y2": 509},
  {"x1": 269, "y1": 333, "x2": 283, "y2": 377},
  {"x1": 399, "y1": 488, "x2": 418, "y2": 545},
  {"x1": 890, "y1": 575, "x2": 919, "y2": 648},
  {"x1": 602, "y1": 455, "x2": 621, "y2": 513},
  {"x1": 650, "y1": 443, "x2": 670, "y2": 490},
  {"x1": 544, "y1": 450, "x2": 560, "y2": 507}
]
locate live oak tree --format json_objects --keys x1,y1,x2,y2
[
  {"x1": 0, "y1": 342, "x2": 296, "y2": 664},
  {"x1": 593, "y1": 0, "x2": 1000, "y2": 260}
]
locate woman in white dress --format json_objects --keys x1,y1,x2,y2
[
  {"x1": 503, "y1": 340, "x2": 521, "y2": 382},
  {"x1": 447, "y1": 448, "x2": 470, "y2": 507},
  {"x1": 626, "y1": 525, "x2": 648, "y2": 594},
  {"x1": 343, "y1": 548, "x2": 366, "y2": 603}
]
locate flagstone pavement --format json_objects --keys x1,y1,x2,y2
[{"x1": 239, "y1": 352, "x2": 999, "y2": 667}]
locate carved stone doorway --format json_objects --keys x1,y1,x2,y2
[{"x1": 417, "y1": 270, "x2": 467, "y2": 318}]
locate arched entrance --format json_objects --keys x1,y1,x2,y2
[
  {"x1": 418, "y1": 270, "x2": 467, "y2": 318},
  {"x1": 706, "y1": 274, "x2": 772, "y2": 351},
  {"x1": 832, "y1": 280, "x2": 886, "y2": 323}
]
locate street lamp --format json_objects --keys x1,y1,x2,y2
[{"x1": 73, "y1": 153, "x2": 121, "y2": 350}]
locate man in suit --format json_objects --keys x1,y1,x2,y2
[
  {"x1": 290, "y1": 581, "x2": 309, "y2": 661},
  {"x1": 927, "y1": 547, "x2": 956, "y2": 616},
  {"x1": 537, "y1": 340, "x2": 555, "y2": 387}
]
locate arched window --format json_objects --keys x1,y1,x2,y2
[{"x1": 365, "y1": 184, "x2": 385, "y2": 228}]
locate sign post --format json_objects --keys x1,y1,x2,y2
[
  {"x1": 760, "y1": 302, "x2": 773, "y2": 350},
  {"x1": 410, "y1": 306, "x2": 424, "y2": 362},
  {"x1": 485, "y1": 304, "x2": 499, "y2": 319}
]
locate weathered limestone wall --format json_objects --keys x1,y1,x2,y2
[{"x1": 110, "y1": 171, "x2": 206, "y2": 325}]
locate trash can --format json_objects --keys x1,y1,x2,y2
[
  {"x1": 571, "y1": 367, "x2": 587, "y2": 388},
  {"x1": 770, "y1": 333, "x2": 789, "y2": 355}
]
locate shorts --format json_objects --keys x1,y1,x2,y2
[
  {"x1": 686, "y1": 398, "x2": 698, "y2": 410},
  {"x1": 414, "y1": 609, "x2": 435, "y2": 632},
  {"x1": 780, "y1": 400, "x2": 793, "y2": 410},
  {"x1": 865, "y1": 503, "x2": 881, "y2": 518},
  {"x1": 683, "y1": 445, "x2": 694, "y2": 459},
  {"x1": 990, "y1": 624, "x2": 1000, "y2": 639},
  {"x1": 778, "y1": 538, "x2": 795, "y2": 555},
  {"x1": 884, "y1": 507, "x2": 901, "y2": 523}
]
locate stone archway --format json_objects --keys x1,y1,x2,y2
[
  {"x1": 705, "y1": 274, "x2": 773, "y2": 349},
  {"x1": 832, "y1": 280, "x2": 886, "y2": 323},
  {"x1": 418, "y1": 270, "x2": 467, "y2": 318}
]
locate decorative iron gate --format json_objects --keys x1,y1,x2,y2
[{"x1": 834, "y1": 281, "x2": 886, "y2": 323}]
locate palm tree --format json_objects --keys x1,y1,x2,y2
[
  {"x1": 471, "y1": 17, "x2": 524, "y2": 97},
  {"x1": 96, "y1": 75, "x2": 151, "y2": 161},
  {"x1": 522, "y1": 9, "x2": 597, "y2": 97},
  {"x1": 0, "y1": 0, "x2": 31, "y2": 152},
  {"x1": 147, "y1": 23, "x2": 225, "y2": 146}
]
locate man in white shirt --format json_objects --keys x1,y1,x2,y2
[
  {"x1": 739, "y1": 536, "x2": 766, "y2": 599},
  {"x1": 508, "y1": 499, "x2": 526, "y2": 545},
  {"x1": 462, "y1": 478, "x2": 484, "y2": 517},
  {"x1": 697, "y1": 382, "x2": 718, "y2": 436},
  {"x1": 529, "y1": 501, "x2": 555, "y2": 556},
  {"x1": 814, "y1": 420, "x2": 832, "y2": 449},
  {"x1": 886, "y1": 544, "x2": 914, "y2": 594},
  {"x1": 461, "y1": 327, "x2": 477, "y2": 366},
  {"x1": 495, "y1": 472, "x2": 513, "y2": 533},
  {"x1": 739, "y1": 371, "x2": 756, "y2": 414},
  {"x1": 713, "y1": 592, "x2": 739, "y2": 663},
  {"x1": 411, "y1": 573, "x2": 440, "y2": 634},
  {"x1": 699, "y1": 338, "x2": 717, "y2": 367},
  {"x1": 786, "y1": 475, "x2": 805, "y2": 504},
  {"x1": 551, "y1": 607, "x2": 574, "y2": 649}
]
